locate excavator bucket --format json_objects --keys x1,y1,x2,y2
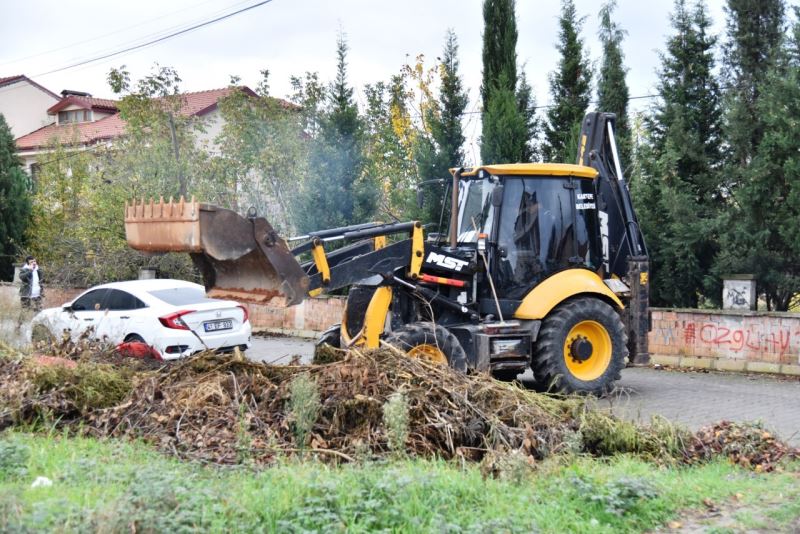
[{"x1": 124, "y1": 197, "x2": 310, "y2": 306}]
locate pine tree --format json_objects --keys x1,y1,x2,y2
[
  {"x1": 432, "y1": 30, "x2": 468, "y2": 173},
  {"x1": 715, "y1": 5, "x2": 797, "y2": 310},
  {"x1": 516, "y1": 68, "x2": 540, "y2": 162},
  {"x1": 480, "y1": 0, "x2": 529, "y2": 163},
  {"x1": 420, "y1": 29, "x2": 469, "y2": 224},
  {"x1": 0, "y1": 114, "x2": 31, "y2": 281},
  {"x1": 718, "y1": 61, "x2": 800, "y2": 310},
  {"x1": 722, "y1": 0, "x2": 786, "y2": 166},
  {"x1": 543, "y1": 0, "x2": 593, "y2": 163},
  {"x1": 638, "y1": 0, "x2": 724, "y2": 307},
  {"x1": 295, "y1": 31, "x2": 372, "y2": 233},
  {"x1": 597, "y1": 0, "x2": 630, "y2": 165}
]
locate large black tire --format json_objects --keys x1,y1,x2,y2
[
  {"x1": 532, "y1": 298, "x2": 627, "y2": 395},
  {"x1": 385, "y1": 322, "x2": 468, "y2": 373}
]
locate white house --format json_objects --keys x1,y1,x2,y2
[
  {"x1": 13, "y1": 87, "x2": 260, "y2": 173},
  {"x1": 0, "y1": 75, "x2": 61, "y2": 138}
]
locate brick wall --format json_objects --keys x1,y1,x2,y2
[
  {"x1": 649, "y1": 308, "x2": 800, "y2": 375},
  {"x1": 248, "y1": 296, "x2": 346, "y2": 338},
  {"x1": 0, "y1": 283, "x2": 83, "y2": 311}
]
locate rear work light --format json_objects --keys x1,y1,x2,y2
[
  {"x1": 237, "y1": 305, "x2": 249, "y2": 323},
  {"x1": 158, "y1": 310, "x2": 194, "y2": 330}
]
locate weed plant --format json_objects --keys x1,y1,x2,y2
[
  {"x1": 382, "y1": 391, "x2": 409, "y2": 456},
  {"x1": 288, "y1": 372, "x2": 320, "y2": 448}
]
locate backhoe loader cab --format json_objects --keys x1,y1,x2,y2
[{"x1": 125, "y1": 112, "x2": 649, "y2": 395}]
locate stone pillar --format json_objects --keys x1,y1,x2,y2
[
  {"x1": 722, "y1": 275, "x2": 756, "y2": 311},
  {"x1": 138, "y1": 268, "x2": 157, "y2": 280}
]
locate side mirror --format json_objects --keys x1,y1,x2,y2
[
  {"x1": 417, "y1": 188, "x2": 425, "y2": 209},
  {"x1": 62, "y1": 304, "x2": 73, "y2": 312},
  {"x1": 491, "y1": 185, "x2": 504, "y2": 207}
]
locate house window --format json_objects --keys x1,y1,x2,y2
[{"x1": 58, "y1": 109, "x2": 91, "y2": 124}]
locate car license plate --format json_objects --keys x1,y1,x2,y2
[{"x1": 204, "y1": 319, "x2": 232, "y2": 332}]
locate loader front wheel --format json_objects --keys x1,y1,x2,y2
[
  {"x1": 532, "y1": 298, "x2": 627, "y2": 395},
  {"x1": 316, "y1": 323, "x2": 341, "y2": 349},
  {"x1": 385, "y1": 323, "x2": 468, "y2": 373}
]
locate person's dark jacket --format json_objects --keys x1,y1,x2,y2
[{"x1": 19, "y1": 266, "x2": 44, "y2": 298}]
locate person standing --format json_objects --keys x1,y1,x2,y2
[{"x1": 19, "y1": 256, "x2": 44, "y2": 312}]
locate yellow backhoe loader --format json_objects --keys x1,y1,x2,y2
[{"x1": 125, "y1": 112, "x2": 649, "y2": 394}]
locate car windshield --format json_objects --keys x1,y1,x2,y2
[
  {"x1": 149, "y1": 287, "x2": 219, "y2": 306},
  {"x1": 456, "y1": 177, "x2": 495, "y2": 242}
]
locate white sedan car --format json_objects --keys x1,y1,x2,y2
[{"x1": 32, "y1": 279, "x2": 251, "y2": 360}]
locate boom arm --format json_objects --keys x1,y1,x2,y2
[{"x1": 577, "y1": 112, "x2": 650, "y2": 365}]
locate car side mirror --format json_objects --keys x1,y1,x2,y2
[{"x1": 63, "y1": 304, "x2": 72, "y2": 312}]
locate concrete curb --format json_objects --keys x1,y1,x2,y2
[
  {"x1": 252, "y1": 327, "x2": 318, "y2": 340},
  {"x1": 652, "y1": 354, "x2": 800, "y2": 377}
]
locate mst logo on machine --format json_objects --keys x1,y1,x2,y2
[{"x1": 425, "y1": 251, "x2": 470, "y2": 273}]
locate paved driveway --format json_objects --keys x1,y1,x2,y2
[
  {"x1": 605, "y1": 367, "x2": 800, "y2": 446},
  {"x1": 248, "y1": 335, "x2": 800, "y2": 446}
]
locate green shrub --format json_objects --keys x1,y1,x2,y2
[{"x1": 0, "y1": 440, "x2": 29, "y2": 481}]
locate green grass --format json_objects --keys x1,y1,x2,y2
[{"x1": 0, "y1": 432, "x2": 798, "y2": 533}]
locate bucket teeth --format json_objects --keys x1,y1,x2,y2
[{"x1": 125, "y1": 196, "x2": 200, "y2": 222}]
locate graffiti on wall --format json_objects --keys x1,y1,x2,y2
[{"x1": 651, "y1": 315, "x2": 800, "y2": 362}]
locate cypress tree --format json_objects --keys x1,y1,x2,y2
[
  {"x1": 597, "y1": 0, "x2": 630, "y2": 166},
  {"x1": 0, "y1": 113, "x2": 31, "y2": 281},
  {"x1": 481, "y1": 0, "x2": 517, "y2": 114},
  {"x1": 480, "y1": 0, "x2": 528, "y2": 163},
  {"x1": 543, "y1": 0, "x2": 593, "y2": 163},
  {"x1": 637, "y1": 0, "x2": 724, "y2": 307}
]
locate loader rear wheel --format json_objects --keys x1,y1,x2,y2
[
  {"x1": 385, "y1": 322, "x2": 468, "y2": 373},
  {"x1": 532, "y1": 298, "x2": 627, "y2": 395}
]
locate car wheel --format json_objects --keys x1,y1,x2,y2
[{"x1": 124, "y1": 334, "x2": 145, "y2": 343}]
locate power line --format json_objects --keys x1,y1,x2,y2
[
  {"x1": 0, "y1": 0, "x2": 243, "y2": 68},
  {"x1": 33, "y1": 0, "x2": 275, "y2": 77}
]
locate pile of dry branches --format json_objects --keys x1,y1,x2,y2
[{"x1": 1, "y1": 341, "x2": 797, "y2": 470}]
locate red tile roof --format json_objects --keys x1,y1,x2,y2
[
  {"x1": 177, "y1": 87, "x2": 245, "y2": 116},
  {"x1": 15, "y1": 113, "x2": 126, "y2": 151},
  {"x1": 47, "y1": 96, "x2": 119, "y2": 114},
  {"x1": 0, "y1": 75, "x2": 24, "y2": 86},
  {"x1": 16, "y1": 86, "x2": 275, "y2": 151}
]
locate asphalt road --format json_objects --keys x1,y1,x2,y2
[{"x1": 249, "y1": 335, "x2": 800, "y2": 446}]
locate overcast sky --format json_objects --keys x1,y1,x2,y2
[{"x1": 1, "y1": 0, "x2": 729, "y2": 161}]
